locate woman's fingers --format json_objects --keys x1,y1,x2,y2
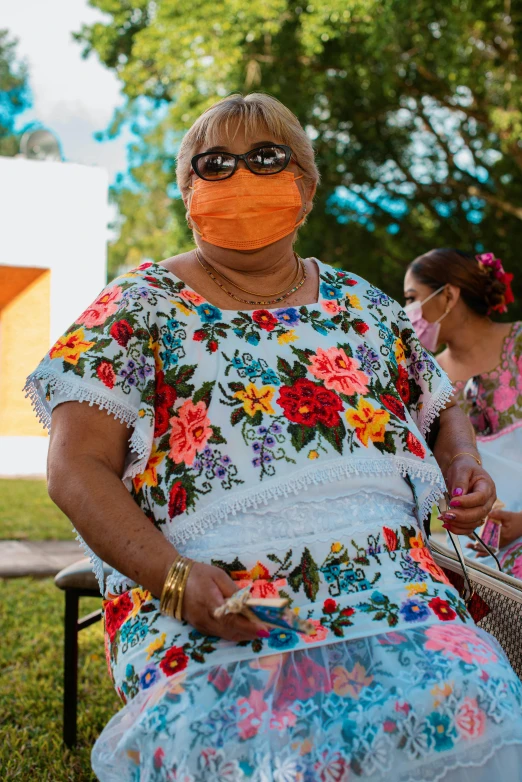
[{"x1": 441, "y1": 469, "x2": 496, "y2": 535}]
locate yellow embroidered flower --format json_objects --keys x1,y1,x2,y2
[
  {"x1": 431, "y1": 681, "x2": 453, "y2": 707},
  {"x1": 277, "y1": 329, "x2": 298, "y2": 345},
  {"x1": 345, "y1": 399, "x2": 390, "y2": 447},
  {"x1": 131, "y1": 588, "x2": 150, "y2": 617},
  {"x1": 308, "y1": 450, "x2": 319, "y2": 460},
  {"x1": 409, "y1": 531, "x2": 425, "y2": 549},
  {"x1": 138, "y1": 409, "x2": 146, "y2": 418},
  {"x1": 234, "y1": 383, "x2": 275, "y2": 416},
  {"x1": 405, "y1": 582, "x2": 428, "y2": 596},
  {"x1": 148, "y1": 336, "x2": 162, "y2": 369},
  {"x1": 171, "y1": 299, "x2": 193, "y2": 317},
  {"x1": 133, "y1": 445, "x2": 167, "y2": 493},
  {"x1": 331, "y1": 542, "x2": 342, "y2": 553},
  {"x1": 332, "y1": 662, "x2": 373, "y2": 699},
  {"x1": 347, "y1": 294, "x2": 363, "y2": 311},
  {"x1": 394, "y1": 339, "x2": 406, "y2": 365},
  {"x1": 49, "y1": 328, "x2": 95, "y2": 365},
  {"x1": 146, "y1": 632, "x2": 167, "y2": 661}
]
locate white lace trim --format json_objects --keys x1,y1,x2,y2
[
  {"x1": 166, "y1": 455, "x2": 445, "y2": 546},
  {"x1": 418, "y1": 374, "x2": 455, "y2": 436},
  {"x1": 23, "y1": 370, "x2": 150, "y2": 479}
]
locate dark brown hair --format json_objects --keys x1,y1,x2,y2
[{"x1": 408, "y1": 248, "x2": 507, "y2": 317}]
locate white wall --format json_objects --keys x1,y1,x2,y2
[{"x1": 0, "y1": 156, "x2": 108, "y2": 476}]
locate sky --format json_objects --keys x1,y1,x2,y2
[{"x1": 3, "y1": 0, "x2": 129, "y2": 182}]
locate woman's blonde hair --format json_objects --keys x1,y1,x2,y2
[{"x1": 176, "y1": 93, "x2": 320, "y2": 199}]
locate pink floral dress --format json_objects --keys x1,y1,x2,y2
[
  {"x1": 454, "y1": 322, "x2": 522, "y2": 578},
  {"x1": 26, "y1": 262, "x2": 522, "y2": 781}
]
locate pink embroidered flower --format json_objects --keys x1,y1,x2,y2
[
  {"x1": 77, "y1": 285, "x2": 123, "y2": 328},
  {"x1": 269, "y1": 709, "x2": 297, "y2": 730},
  {"x1": 424, "y1": 624, "x2": 498, "y2": 665},
  {"x1": 308, "y1": 347, "x2": 369, "y2": 396},
  {"x1": 456, "y1": 697, "x2": 486, "y2": 739},
  {"x1": 234, "y1": 577, "x2": 288, "y2": 599},
  {"x1": 500, "y1": 543, "x2": 522, "y2": 579},
  {"x1": 321, "y1": 300, "x2": 346, "y2": 315},
  {"x1": 303, "y1": 619, "x2": 329, "y2": 643},
  {"x1": 409, "y1": 547, "x2": 450, "y2": 584},
  {"x1": 237, "y1": 689, "x2": 268, "y2": 739},
  {"x1": 169, "y1": 399, "x2": 213, "y2": 466},
  {"x1": 493, "y1": 382, "x2": 518, "y2": 413},
  {"x1": 180, "y1": 289, "x2": 206, "y2": 306}
]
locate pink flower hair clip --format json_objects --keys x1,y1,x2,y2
[{"x1": 476, "y1": 252, "x2": 514, "y2": 314}]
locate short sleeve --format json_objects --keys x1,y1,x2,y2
[
  {"x1": 392, "y1": 303, "x2": 455, "y2": 438},
  {"x1": 24, "y1": 276, "x2": 157, "y2": 481}
]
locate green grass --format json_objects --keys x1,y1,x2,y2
[
  {"x1": 0, "y1": 479, "x2": 73, "y2": 540},
  {"x1": 0, "y1": 578, "x2": 120, "y2": 781}
]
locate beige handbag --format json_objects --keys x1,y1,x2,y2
[{"x1": 430, "y1": 530, "x2": 522, "y2": 679}]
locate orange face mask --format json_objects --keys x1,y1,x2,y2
[{"x1": 189, "y1": 169, "x2": 305, "y2": 251}]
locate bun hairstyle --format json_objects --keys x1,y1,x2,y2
[{"x1": 408, "y1": 248, "x2": 514, "y2": 316}]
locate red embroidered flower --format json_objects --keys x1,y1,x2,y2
[
  {"x1": 341, "y1": 607, "x2": 355, "y2": 617},
  {"x1": 138, "y1": 262, "x2": 153, "y2": 270},
  {"x1": 110, "y1": 319, "x2": 134, "y2": 347},
  {"x1": 353, "y1": 320, "x2": 369, "y2": 335},
  {"x1": 168, "y1": 481, "x2": 187, "y2": 518},
  {"x1": 159, "y1": 646, "x2": 189, "y2": 677},
  {"x1": 274, "y1": 656, "x2": 331, "y2": 711},
  {"x1": 208, "y1": 667, "x2": 232, "y2": 692},
  {"x1": 323, "y1": 598, "x2": 337, "y2": 614},
  {"x1": 153, "y1": 748, "x2": 165, "y2": 770},
  {"x1": 429, "y1": 597, "x2": 457, "y2": 622},
  {"x1": 209, "y1": 340, "x2": 218, "y2": 353},
  {"x1": 406, "y1": 431, "x2": 426, "y2": 458},
  {"x1": 380, "y1": 394, "x2": 406, "y2": 421},
  {"x1": 104, "y1": 592, "x2": 134, "y2": 642},
  {"x1": 154, "y1": 371, "x2": 177, "y2": 437},
  {"x1": 277, "y1": 378, "x2": 343, "y2": 427},
  {"x1": 193, "y1": 329, "x2": 206, "y2": 342},
  {"x1": 383, "y1": 720, "x2": 397, "y2": 733},
  {"x1": 383, "y1": 526, "x2": 398, "y2": 552},
  {"x1": 396, "y1": 365, "x2": 410, "y2": 403},
  {"x1": 252, "y1": 310, "x2": 278, "y2": 331},
  {"x1": 96, "y1": 360, "x2": 116, "y2": 389}
]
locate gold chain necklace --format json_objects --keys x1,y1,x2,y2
[
  {"x1": 203, "y1": 250, "x2": 301, "y2": 297},
  {"x1": 195, "y1": 249, "x2": 307, "y2": 306}
]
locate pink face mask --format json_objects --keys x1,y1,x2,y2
[{"x1": 404, "y1": 286, "x2": 448, "y2": 353}]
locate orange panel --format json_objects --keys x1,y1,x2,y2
[{"x1": 0, "y1": 266, "x2": 47, "y2": 311}]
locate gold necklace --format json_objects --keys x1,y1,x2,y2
[
  {"x1": 203, "y1": 251, "x2": 301, "y2": 297},
  {"x1": 195, "y1": 249, "x2": 307, "y2": 306}
]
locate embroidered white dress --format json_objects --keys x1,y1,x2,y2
[{"x1": 26, "y1": 261, "x2": 522, "y2": 781}]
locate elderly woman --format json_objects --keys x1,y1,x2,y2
[{"x1": 27, "y1": 95, "x2": 522, "y2": 781}]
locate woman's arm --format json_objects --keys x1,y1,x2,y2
[
  {"x1": 48, "y1": 402, "x2": 266, "y2": 642},
  {"x1": 432, "y1": 401, "x2": 496, "y2": 535}
]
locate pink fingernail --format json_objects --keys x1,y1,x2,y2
[
  {"x1": 257, "y1": 629, "x2": 270, "y2": 639},
  {"x1": 452, "y1": 488, "x2": 464, "y2": 497},
  {"x1": 450, "y1": 500, "x2": 461, "y2": 508},
  {"x1": 442, "y1": 523, "x2": 450, "y2": 529},
  {"x1": 443, "y1": 513, "x2": 456, "y2": 521}
]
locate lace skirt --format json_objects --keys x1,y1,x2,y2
[{"x1": 92, "y1": 488, "x2": 522, "y2": 781}]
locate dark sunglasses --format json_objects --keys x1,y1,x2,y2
[{"x1": 191, "y1": 144, "x2": 294, "y2": 181}]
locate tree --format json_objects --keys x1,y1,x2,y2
[
  {"x1": 0, "y1": 30, "x2": 31, "y2": 157},
  {"x1": 77, "y1": 0, "x2": 522, "y2": 310}
]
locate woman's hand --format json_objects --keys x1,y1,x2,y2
[
  {"x1": 439, "y1": 455, "x2": 496, "y2": 535},
  {"x1": 182, "y1": 561, "x2": 269, "y2": 642},
  {"x1": 466, "y1": 509, "x2": 522, "y2": 557}
]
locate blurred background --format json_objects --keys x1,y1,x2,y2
[{"x1": 1, "y1": 1, "x2": 521, "y2": 778}]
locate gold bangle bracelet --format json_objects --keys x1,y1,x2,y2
[
  {"x1": 160, "y1": 555, "x2": 183, "y2": 615},
  {"x1": 175, "y1": 559, "x2": 194, "y2": 622},
  {"x1": 448, "y1": 451, "x2": 482, "y2": 469}
]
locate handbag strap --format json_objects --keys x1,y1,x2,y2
[
  {"x1": 447, "y1": 530, "x2": 474, "y2": 603},
  {"x1": 470, "y1": 531, "x2": 502, "y2": 571}
]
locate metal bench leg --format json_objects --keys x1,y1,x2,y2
[{"x1": 63, "y1": 589, "x2": 79, "y2": 747}]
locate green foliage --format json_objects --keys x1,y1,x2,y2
[
  {"x1": 0, "y1": 479, "x2": 73, "y2": 540},
  {"x1": 0, "y1": 30, "x2": 32, "y2": 156},
  {"x1": 78, "y1": 1, "x2": 522, "y2": 311},
  {"x1": 0, "y1": 578, "x2": 118, "y2": 780}
]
